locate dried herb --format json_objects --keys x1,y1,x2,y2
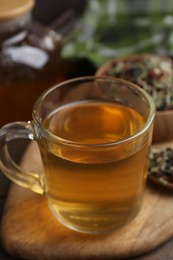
[
  {"x1": 107, "y1": 55, "x2": 173, "y2": 111},
  {"x1": 148, "y1": 147, "x2": 173, "y2": 187}
]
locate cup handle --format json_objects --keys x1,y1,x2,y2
[{"x1": 0, "y1": 121, "x2": 44, "y2": 194}]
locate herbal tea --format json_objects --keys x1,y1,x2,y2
[
  {"x1": 38, "y1": 100, "x2": 149, "y2": 233},
  {"x1": 44, "y1": 100, "x2": 145, "y2": 144},
  {"x1": 0, "y1": 76, "x2": 155, "y2": 234}
]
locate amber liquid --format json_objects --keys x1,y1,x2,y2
[
  {"x1": 39, "y1": 100, "x2": 150, "y2": 233},
  {"x1": 0, "y1": 29, "x2": 64, "y2": 126}
]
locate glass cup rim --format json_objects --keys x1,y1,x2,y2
[{"x1": 32, "y1": 76, "x2": 155, "y2": 147}]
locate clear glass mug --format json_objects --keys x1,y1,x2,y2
[{"x1": 0, "y1": 76, "x2": 155, "y2": 234}]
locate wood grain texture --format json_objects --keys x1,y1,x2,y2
[{"x1": 1, "y1": 142, "x2": 173, "y2": 260}]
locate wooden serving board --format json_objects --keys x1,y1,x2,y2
[{"x1": 1, "y1": 142, "x2": 173, "y2": 260}]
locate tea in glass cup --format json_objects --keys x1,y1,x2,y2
[{"x1": 0, "y1": 76, "x2": 155, "y2": 234}]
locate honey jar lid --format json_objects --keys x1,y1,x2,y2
[{"x1": 0, "y1": 0, "x2": 34, "y2": 20}]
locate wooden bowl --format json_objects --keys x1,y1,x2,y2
[
  {"x1": 153, "y1": 109, "x2": 173, "y2": 143},
  {"x1": 96, "y1": 54, "x2": 173, "y2": 143}
]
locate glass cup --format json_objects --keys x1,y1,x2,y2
[{"x1": 0, "y1": 76, "x2": 155, "y2": 234}]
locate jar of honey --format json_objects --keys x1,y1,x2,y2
[{"x1": 0, "y1": 0, "x2": 65, "y2": 126}]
